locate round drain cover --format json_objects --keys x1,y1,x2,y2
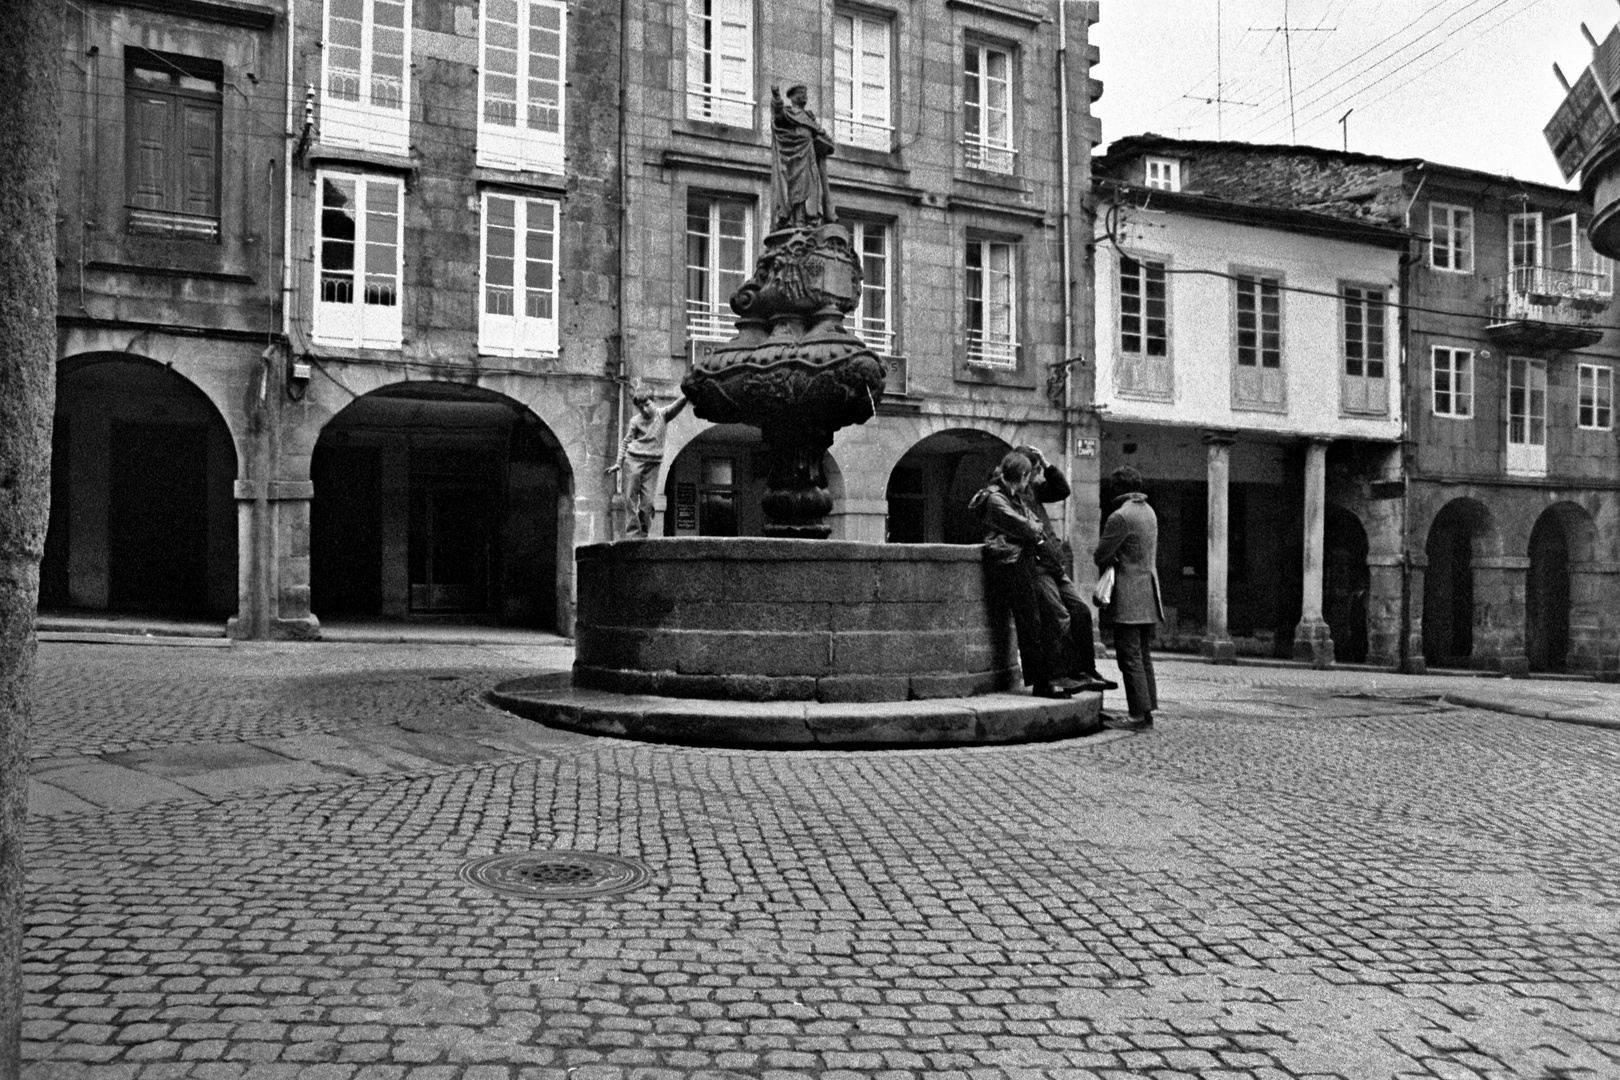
[{"x1": 459, "y1": 851, "x2": 653, "y2": 900}]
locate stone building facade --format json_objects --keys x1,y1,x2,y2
[
  {"x1": 46, "y1": 0, "x2": 1103, "y2": 638},
  {"x1": 1097, "y1": 136, "x2": 1620, "y2": 676}
]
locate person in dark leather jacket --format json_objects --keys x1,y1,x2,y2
[
  {"x1": 1017, "y1": 444, "x2": 1116, "y2": 696},
  {"x1": 971, "y1": 451, "x2": 1070, "y2": 699}
]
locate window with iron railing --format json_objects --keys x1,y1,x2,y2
[
  {"x1": 314, "y1": 171, "x2": 403, "y2": 349},
  {"x1": 685, "y1": 196, "x2": 752, "y2": 340},
  {"x1": 834, "y1": 11, "x2": 892, "y2": 152},
  {"x1": 849, "y1": 219, "x2": 895, "y2": 356},
  {"x1": 322, "y1": 0, "x2": 410, "y2": 153},
  {"x1": 478, "y1": 0, "x2": 565, "y2": 173},
  {"x1": 962, "y1": 43, "x2": 1014, "y2": 175},
  {"x1": 125, "y1": 51, "x2": 221, "y2": 243},
  {"x1": 686, "y1": 0, "x2": 754, "y2": 127},
  {"x1": 965, "y1": 238, "x2": 1017, "y2": 369}
]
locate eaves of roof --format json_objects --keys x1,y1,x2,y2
[
  {"x1": 1094, "y1": 179, "x2": 1415, "y2": 250},
  {"x1": 1098, "y1": 133, "x2": 1584, "y2": 203}
]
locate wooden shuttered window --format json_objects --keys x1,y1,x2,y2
[{"x1": 125, "y1": 52, "x2": 222, "y2": 241}]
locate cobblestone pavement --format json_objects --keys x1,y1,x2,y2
[{"x1": 21, "y1": 641, "x2": 1620, "y2": 1079}]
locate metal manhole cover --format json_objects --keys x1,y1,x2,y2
[{"x1": 459, "y1": 852, "x2": 653, "y2": 900}]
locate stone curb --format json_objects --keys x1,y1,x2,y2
[
  {"x1": 1438, "y1": 691, "x2": 1620, "y2": 732},
  {"x1": 488, "y1": 675, "x2": 1103, "y2": 749}
]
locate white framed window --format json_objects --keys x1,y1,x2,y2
[
  {"x1": 1579, "y1": 363, "x2": 1613, "y2": 429},
  {"x1": 962, "y1": 42, "x2": 1014, "y2": 174},
  {"x1": 850, "y1": 219, "x2": 893, "y2": 355},
  {"x1": 479, "y1": 192, "x2": 559, "y2": 358},
  {"x1": 478, "y1": 0, "x2": 566, "y2": 173},
  {"x1": 314, "y1": 171, "x2": 403, "y2": 349},
  {"x1": 965, "y1": 237, "x2": 1017, "y2": 368},
  {"x1": 1432, "y1": 346, "x2": 1473, "y2": 418},
  {"x1": 1507, "y1": 356, "x2": 1547, "y2": 476},
  {"x1": 321, "y1": 0, "x2": 410, "y2": 154},
  {"x1": 833, "y1": 11, "x2": 892, "y2": 151},
  {"x1": 1549, "y1": 213, "x2": 1613, "y2": 295},
  {"x1": 685, "y1": 195, "x2": 752, "y2": 340},
  {"x1": 686, "y1": 0, "x2": 754, "y2": 127},
  {"x1": 1341, "y1": 284, "x2": 1388, "y2": 415},
  {"x1": 1145, "y1": 157, "x2": 1180, "y2": 191},
  {"x1": 1429, "y1": 204, "x2": 1473, "y2": 273},
  {"x1": 1116, "y1": 253, "x2": 1169, "y2": 397},
  {"x1": 1510, "y1": 212, "x2": 1543, "y2": 294},
  {"x1": 1233, "y1": 271, "x2": 1284, "y2": 410}
]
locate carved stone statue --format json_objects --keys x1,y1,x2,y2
[
  {"x1": 770, "y1": 85, "x2": 836, "y2": 231},
  {"x1": 681, "y1": 80, "x2": 886, "y2": 539}
]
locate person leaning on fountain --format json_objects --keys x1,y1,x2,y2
[
  {"x1": 970, "y1": 451, "x2": 1072, "y2": 700},
  {"x1": 1017, "y1": 444, "x2": 1118, "y2": 697},
  {"x1": 606, "y1": 388, "x2": 687, "y2": 540}
]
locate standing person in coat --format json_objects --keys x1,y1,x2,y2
[
  {"x1": 1093, "y1": 466, "x2": 1163, "y2": 729},
  {"x1": 1017, "y1": 444, "x2": 1117, "y2": 695},
  {"x1": 971, "y1": 451, "x2": 1071, "y2": 699},
  {"x1": 607, "y1": 388, "x2": 687, "y2": 539}
]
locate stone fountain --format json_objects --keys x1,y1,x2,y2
[
  {"x1": 682, "y1": 84, "x2": 886, "y2": 539},
  {"x1": 489, "y1": 82, "x2": 1099, "y2": 747}
]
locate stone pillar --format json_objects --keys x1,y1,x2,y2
[
  {"x1": 1365, "y1": 553, "x2": 1404, "y2": 668},
  {"x1": 379, "y1": 442, "x2": 409, "y2": 618},
  {"x1": 1566, "y1": 561, "x2": 1615, "y2": 676},
  {"x1": 1401, "y1": 555, "x2": 1427, "y2": 674},
  {"x1": 1472, "y1": 555, "x2": 1529, "y2": 676},
  {"x1": 226, "y1": 481, "x2": 320, "y2": 640},
  {"x1": 1200, "y1": 431, "x2": 1236, "y2": 663},
  {"x1": 1292, "y1": 438, "x2": 1334, "y2": 667}
]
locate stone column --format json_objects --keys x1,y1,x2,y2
[
  {"x1": 1200, "y1": 430, "x2": 1236, "y2": 663},
  {"x1": 1566, "y1": 560, "x2": 1615, "y2": 676},
  {"x1": 1402, "y1": 554, "x2": 1427, "y2": 674},
  {"x1": 1472, "y1": 555, "x2": 1529, "y2": 676},
  {"x1": 1292, "y1": 437, "x2": 1334, "y2": 667},
  {"x1": 1364, "y1": 553, "x2": 1404, "y2": 668},
  {"x1": 226, "y1": 480, "x2": 320, "y2": 640}
]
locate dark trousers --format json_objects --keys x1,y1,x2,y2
[
  {"x1": 1112, "y1": 623, "x2": 1158, "y2": 718},
  {"x1": 1036, "y1": 571, "x2": 1100, "y2": 678},
  {"x1": 990, "y1": 554, "x2": 1066, "y2": 687}
]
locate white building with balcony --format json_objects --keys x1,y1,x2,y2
[{"x1": 1091, "y1": 156, "x2": 1409, "y2": 667}]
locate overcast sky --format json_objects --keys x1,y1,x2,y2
[{"x1": 1090, "y1": 0, "x2": 1620, "y2": 188}]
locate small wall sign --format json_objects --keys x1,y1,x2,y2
[{"x1": 1076, "y1": 437, "x2": 1099, "y2": 458}]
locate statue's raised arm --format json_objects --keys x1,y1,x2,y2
[{"x1": 769, "y1": 84, "x2": 836, "y2": 231}]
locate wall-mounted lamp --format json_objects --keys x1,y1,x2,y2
[{"x1": 287, "y1": 357, "x2": 312, "y2": 401}]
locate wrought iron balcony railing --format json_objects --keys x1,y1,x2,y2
[{"x1": 1488, "y1": 266, "x2": 1612, "y2": 324}]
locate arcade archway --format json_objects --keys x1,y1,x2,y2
[
  {"x1": 310, "y1": 382, "x2": 572, "y2": 630},
  {"x1": 885, "y1": 429, "x2": 1012, "y2": 543},
  {"x1": 41, "y1": 355, "x2": 238, "y2": 616},
  {"x1": 1324, "y1": 505, "x2": 1370, "y2": 664},
  {"x1": 661, "y1": 425, "x2": 842, "y2": 537},
  {"x1": 1422, "y1": 498, "x2": 1496, "y2": 668},
  {"x1": 1526, "y1": 502, "x2": 1598, "y2": 673}
]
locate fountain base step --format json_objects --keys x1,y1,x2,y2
[{"x1": 489, "y1": 673, "x2": 1102, "y2": 749}]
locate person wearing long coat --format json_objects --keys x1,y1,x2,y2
[{"x1": 1093, "y1": 466, "x2": 1163, "y2": 727}]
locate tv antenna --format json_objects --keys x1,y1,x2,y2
[{"x1": 1251, "y1": 0, "x2": 1336, "y2": 142}]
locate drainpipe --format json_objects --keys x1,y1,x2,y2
[
  {"x1": 1056, "y1": 0, "x2": 1075, "y2": 541},
  {"x1": 614, "y1": 0, "x2": 630, "y2": 542},
  {"x1": 1397, "y1": 164, "x2": 1427, "y2": 671}
]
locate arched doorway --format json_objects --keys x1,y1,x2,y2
[
  {"x1": 1525, "y1": 503, "x2": 1597, "y2": 673},
  {"x1": 886, "y1": 430, "x2": 1012, "y2": 543},
  {"x1": 310, "y1": 383, "x2": 572, "y2": 630},
  {"x1": 1324, "y1": 506, "x2": 1370, "y2": 664},
  {"x1": 41, "y1": 355, "x2": 238, "y2": 616},
  {"x1": 1422, "y1": 499, "x2": 1494, "y2": 668},
  {"x1": 662, "y1": 425, "x2": 842, "y2": 537}
]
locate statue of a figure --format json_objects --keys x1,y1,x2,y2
[{"x1": 770, "y1": 84, "x2": 836, "y2": 230}]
